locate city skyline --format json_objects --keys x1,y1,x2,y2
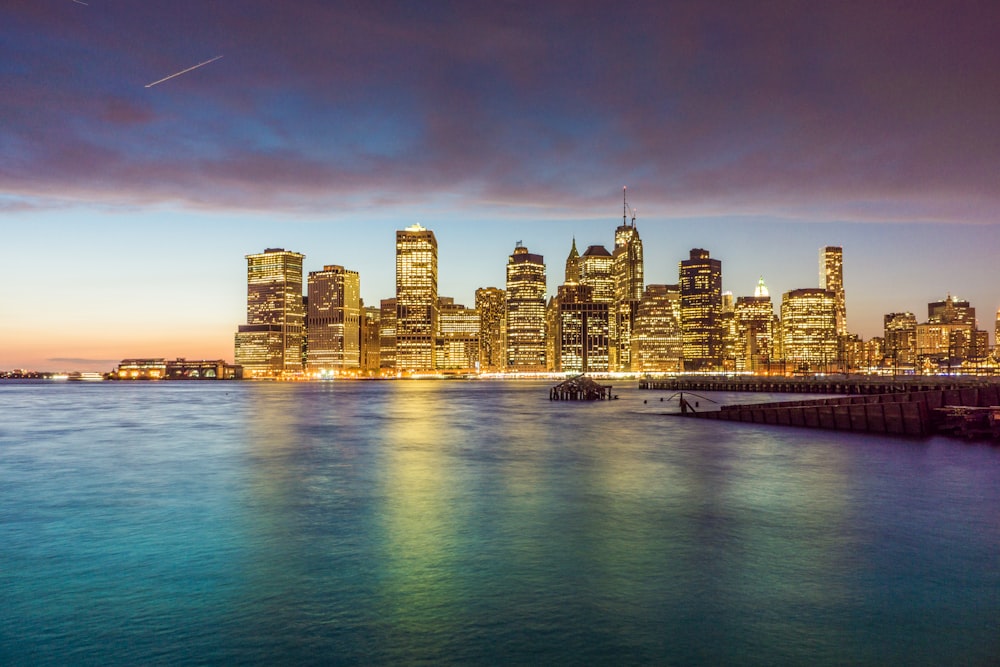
[{"x1": 3, "y1": 2, "x2": 1000, "y2": 371}]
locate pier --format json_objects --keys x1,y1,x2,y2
[
  {"x1": 676, "y1": 385, "x2": 1000, "y2": 440},
  {"x1": 639, "y1": 375, "x2": 995, "y2": 395}
]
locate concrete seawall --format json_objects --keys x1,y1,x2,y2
[{"x1": 678, "y1": 385, "x2": 1000, "y2": 439}]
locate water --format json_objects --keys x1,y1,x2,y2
[{"x1": 1, "y1": 380, "x2": 998, "y2": 666}]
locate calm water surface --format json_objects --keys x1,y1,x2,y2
[{"x1": 1, "y1": 380, "x2": 998, "y2": 665}]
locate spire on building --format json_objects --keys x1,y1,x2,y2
[{"x1": 754, "y1": 276, "x2": 769, "y2": 298}]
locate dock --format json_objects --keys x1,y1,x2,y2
[{"x1": 677, "y1": 385, "x2": 1000, "y2": 440}]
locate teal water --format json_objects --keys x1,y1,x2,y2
[{"x1": 1, "y1": 380, "x2": 998, "y2": 665}]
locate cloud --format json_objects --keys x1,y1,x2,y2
[{"x1": 2, "y1": 1, "x2": 999, "y2": 223}]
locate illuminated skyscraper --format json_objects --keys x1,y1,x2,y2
[
  {"x1": 554, "y1": 282, "x2": 609, "y2": 373},
  {"x1": 781, "y1": 288, "x2": 837, "y2": 371},
  {"x1": 476, "y1": 287, "x2": 506, "y2": 372},
  {"x1": 632, "y1": 284, "x2": 683, "y2": 373},
  {"x1": 995, "y1": 307, "x2": 1000, "y2": 355},
  {"x1": 579, "y1": 245, "x2": 614, "y2": 304},
  {"x1": 379, "y1": 298, "x2": 397, "y2": 372},
  {"x1": 360, "y1": 306, "x2": 381, "y2": 376},
  {"x1": 734, "y1": 278, "x2": 774, "y2": 373},
  {"x1": 395, "y1": 224, "x2": 438, "y2": 372},
  {"x1": 613, "y1": 193, "x2": 644, "y2": 371},
  {"x1": 436, "y1": 297, "x2": 480, "y2": 371},
  {"x1": 306, "y1": 265, "x2": 360, "y2": 374},
  {"x1": 819, "y1": 246, "x2": 846, "y2": 336},
  {"x1": 679, "y1": 248, "x2": 723, "y2": 371},
  {"x1": 235, "y1": 248, "x2": 305, "y2": 377},
  {"x1": 506, "y1": 242, "x2": 547, "y2": 371},
  {"x1": 883, "y1": 312, "x2": 917, "y2": 366}
]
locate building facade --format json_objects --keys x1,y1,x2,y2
[
  {"x1": 631, "y1": 284, "x2": 683, "y2": 373},
  {"x1": 306, "y1": 265, "x2": 360, "y2": 374},
  {"x1": 883, "y1": 312, "x2": 917, "y2": 367},
  {"x1": 395, "y1": 224, "x2": 438, "y2": 372},
  {"x1": 360, "y1": 306, "x2": 381, "y2": 376},
  {"x1": 379, "y1": 297, "x2": 397, "y2": 372},
  {"x1": 436, "y1": 298, "x2": 480, "y2": 371},
  {"x1": 679, "y1": 249, "x2": 723, "y2": 371},
  {"x1": 475, "y1": 287, "x2": 506, "y2": 372},
  {"x1": 733, "y1": 280, "x2": 774, "y2": 373},
  {"x1": 612, "y1": 206, "x2": 643, "y2": 372},
  {"x1": 820, "y1": 246, "x2": 847, "y2": 336},
  {"x1": 505, "y1": 243, "x2": 547, "y2": 371},
  {"x1": 235, "y1": 248, "x2": 305, "y2": 377},
  {"x1": 781, "y1": 288, "x2": 837, "y2": 372}
]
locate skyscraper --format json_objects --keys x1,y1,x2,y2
[
  {"x1": 733, "y1": 278, "x2": 774, "y2": 373},
  {"x1": 436, "y1": 297, "x2": 479, "y2": 371},
  {"x1": 235, "y1": 248, "x2": 305, "y2": 377},
  {"x1": 578, "y1": 245, "x2": 614, "y2": 304},
  {"x1": 395, "y1": 224, "x2": 438, "y2": 372},
  {"x1": 306, "y1": 265, "x2": 361, "y2": 374},
  {"x1": 820, "y1": 246, "x2": 846, "y2": 336},
  {"x1": 506, "y1": 242, "x2": 547, "y2": 371},
  {"x1": 613, "y1": 192, "x2": 644, "y2": 371},
  {"x1": 883, "y1": 312, "x2": 917, "y2": 366},
  {"x1": 781, "y1": 288, "x2": 837, "y2": 371},
  {"x1": 379, "y1": 298, "x2": 397, "y2": 372},
  {"x1": 679, "y1": 248, "x2": 723, "y2": 371},
  {"x1": 360, "y1": 305, "x2": 381, "y2": 376},
  {"x1": 476, "y1": 287, "x2": 506, "y2": 372},
  {"x1": 564, "y1": 238, "x2": 581, "y2": 283},
  {"x1": 632, "y1": 284, "x2": 683, "y2": 373},
  {"x1": 554, "y1": 282, "x2": 609, "y2": 373}
]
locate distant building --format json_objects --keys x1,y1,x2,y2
[
  {"x1": 306, "y1": 265, "x2": 361, "y2": 374},
  {"x1": 734, "y1": 278, "x2": 774, "y2": 373},
  {"x1": 551, "y1": 282, "x2": 610, "y2": 373},
  {"x1": 579, "y1": 245, "x2": 614, "y2": 304},
  {"x1": 679, "y1": 249, "x2": 723, "y2": 371},
  {"x1": 396, "y1": 224, "x2": 438, "y2": 372},
  {"x1": 379, "y1": 298, "x2": 397, "y2": 372},
  {"x1": 883, "y1": 312, "x2": 917, "y2": 366},
  {"x1": 781, "y1": 288, "x2": 837, "y2": 372},
  {"x1": 820, "y1": 246, "x2": 847, "y2": 336},
  {"x1": 116, "y1": 358, "x2": 241, "y2": 380},
  {"x1": 235, "y1": 248, "x2": 305, "y2": 377},
  {"x1": 612, "y1": 200, "x2": 644, "y2": 372},
  {"x1": 476, "y1": 287, "x2": 506, "y2": 372},
  {"x1": 506, "y1": 243, "x2": 547, "y2": 371},
  {"x1": 360, "y1": 306, "x2": 381, "y2": 376},
  {"x1": 632, "y1": 284, "x2": 683, "y2": 373},
  {"x1": 436, "y1": 297, "x2": 479, "y2": 371}
]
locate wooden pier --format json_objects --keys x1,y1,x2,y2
[
  {"x1": 550, "y1": 375, "x2": 613, "y2": 401},
  {"x1": 639, "y1": 376, "x2": 995, "y2": 395},
  {"x1": 677, "y1": 385, "x2": 1000, "y2": 440}
]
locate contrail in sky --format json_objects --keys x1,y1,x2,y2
[
  {"x1": 145, "y1": 55, "x2": 223, "y2": 88},
  {"x1": 72, "y1": 0, "x2": 89, "y2": 5}
]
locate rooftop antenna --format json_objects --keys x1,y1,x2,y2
[{"x1": 623, "y1": 186, "x2": 628, "y2": 226}]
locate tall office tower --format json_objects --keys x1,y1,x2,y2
[
  {"x1": 554, "y1": 282, "x2": 609, "y2": 373},
  {"x1": 578, "y1": 245, "x2": 614, "y2": 303},
  {"x1": 733, "y1": 279, "x2": 774, "y2": 373},
  {"x1": 395, "y1": 224, "x2": 438, "y2": 372},
  {"x1": 360, "y1": 306, "x2": 381, "y2": 376},
  {"x1": 883, "y1": 312, "x2": 917, "y2": 366},
  {"x1": 781, "y1": 288, "x2": 837, "y2": 371},
  {"x1": 306, "y1": 265, "x2": 360, "y2": 374},
  {"x1": 379, "y1": 298, "x2": 397, "y2": 372},
  {"x1": 235, "y1": 248, "x2": 305, "y2": 377},
  {"x1": 565, "y1": 238, "x2": 581, "y2": 283},
  {"x1": 679, "y1": 248, "x2": 723, "y2": 371},
  {"x1": 613, "y1": 193, "x2": 644, "y2": 372},
  {"x1": 819, "y1": 246, "x2": 847, "y2": 336},
  {"x1": 436, "y1": 297, "x2": 480, "y2": 371},
  {"x1": 505, "y1": 242, "x2": 547, "y2": 371},
  {"x1": 632, "y1": 284, "x2": 683, "y2": 373},
  {"x1": 476, "y1": 287, "x2": 506, "y2": 372}
]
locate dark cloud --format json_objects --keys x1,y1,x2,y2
[{"x1": 2, "y1": 1, "x2": 999, "y2": 222}]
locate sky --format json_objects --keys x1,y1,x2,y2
[{"x1": 2, "y1": 0, "x2": 999, "y2": 371}]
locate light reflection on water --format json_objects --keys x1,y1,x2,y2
[{"x1": 1, "y1": 380, "x2": 998, "y2": 665}]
